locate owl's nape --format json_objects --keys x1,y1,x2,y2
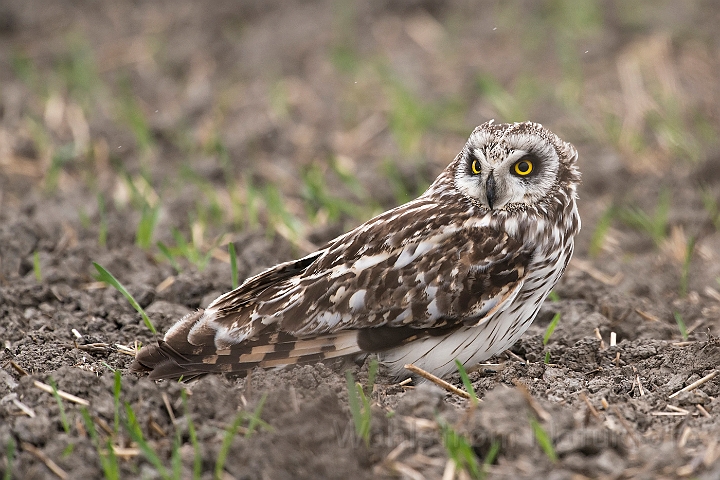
[{"x1": 131, "y1": 121, "x2": 580, "y2": 381}]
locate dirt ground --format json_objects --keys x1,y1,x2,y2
[{"x1": 2, "y1": 1, "x2": 720, "y2": 479}]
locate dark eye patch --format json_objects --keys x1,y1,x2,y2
[
  {"x1": 466, "y1": 152, "x2": 481, "y2": 175},
  {"x1": 511, "y1": 152, "x2": 541, "y2": 178}
]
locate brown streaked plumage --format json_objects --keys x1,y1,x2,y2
[{"x1": 131, "y1": 121, "x2": 581, "y2": 380}]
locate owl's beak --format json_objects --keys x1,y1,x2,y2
[{"x1": 485, "y1": 174, "x2": 496, "y2": 209}]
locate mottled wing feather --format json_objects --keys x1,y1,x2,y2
[
  {"x1": 132, "y1": 311, "x2": 361, "y2": 380},
  {"x1": 136, "y1": 333, "x2": 362, "y2": 380},
  {"x1": 202, "y1": 199, "x2": 532, "y2": 345},
  {"x1": 210, "y1": 250, "x2": 323, "y2": 315},
  {"x1": 132, "y1": 200, "x2": 533, "y2": 380}
]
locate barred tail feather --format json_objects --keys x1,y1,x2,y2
[{"x1": 130, "y1": 310, "x2": 362, "y2": 380}]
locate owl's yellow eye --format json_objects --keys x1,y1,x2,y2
[
  {"x1": 471, "y1": 159, "x2": 481, "y2": 175},
  {"x1": 514, "y1": 159, "x2": 533, "y2": 176}
]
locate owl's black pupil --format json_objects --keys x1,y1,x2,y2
[{"x1": 518, "y1": 161, "x2": 529, "y2": 172}]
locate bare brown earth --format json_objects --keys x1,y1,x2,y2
[{"x1": 2, "y1": 1, "x2": 720, "y2": 479}]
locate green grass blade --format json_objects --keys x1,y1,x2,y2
[
  {"x1": 454, "y1": 360, "x2": 478, "y2": 405},
  {"x1": 171, "y1": 228, "x2": 189, "y2": 251},
  {"x1": 483, "y1": 439, "x2": 500, "y2": 467},
  {"x1": 48, "y1": 378, "x2": 70, "y2": 434},
  {"x1": 341, "y1": 360, "x2": 380, "y2": 447},
  {"x1": 228, "y1": 242, "x2": 239, "y2": 289},
  {"x1": 215, "y1": 411, "x2": 245, "y2": 480},
  {"x1": 81, "y1": 408, "x2": 120, "y2": 480},
  {"x1": 33, "y1": 251, "x2": 42, "y2": 282},
  {"x1": 97, "y1": 192, "x2": 107, "y2": 248},
  {"x1": 345, "y1": 370, "x2": 363, "y2": 436},
  {"x1": 366, "y1": 358, "x2": 379, "y2": 392},
  {"x1": 102, "y1": 362, "x2": 117, "y2": 373},
  {"x1": 530, "y1": 417, "x2": 557, "y2": 462},
  {"x1": 439, "y1": 418, "x2": 482, "y2": 479},
  {"x1": 3, "y1": 437, "x2": 15, "y2": 480},
  {"x1": 245, "y1": 393, "x2": 268, "y2": 438},
  {"x1": 171, "y1": 431, "x2": 182, "y2": 480},
  {"x1": 673, "y1": 311, "x2": 688, "y2": 341},
  {"x1": 182, "y1": 390, "x2": 202, "y2": 480},
  {"x1": 357, "y1": 385, "x2": 372, "y2": 445},
  {"x1": 61, "y1": 444, "x2": 75, "y2": 457},
  {"x1": 80, "y1": 408, "x2": 98, "y2": 440},
  {"x1": 93, "y1": 262, "x2": 156, "y2": 334},
  {"x1": 618, "y1": 189, "x2": 671, "y2": 247},
  {"x1": 124, "y1": 402, "x2": 170, "y2": 480},
  {"x1": 157, "y1": 241, "x2": 181, "y2": 272},
  {"x1": 345, "y1": 367, "x2": 373, "y2": 445},
  {"x1": 543, "y1": 313, "x2": 561, "y2": 346},
  {"x1": 680, "y1": 236, "x2": 695, "y2": 298},
  {"x1": 136, "y1": 202, "x2": 160, "y2": 249},
  {"x1": 243, "y1": 177, "x2": 260, "y2": 229},
  {"x1": 113, "y1": 370, "x2": 122, "y2": 435},
  {"x1": 104, "y1": 438, "x2": 119, "y2": 480},
  {"x1": 589, "y1": 205, "x2": 616, "y2": 258}
]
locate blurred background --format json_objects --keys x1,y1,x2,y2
[
  {"x1": 3, "y1": 3, "x2": 720, "y2": 477},
  {"x1": 1, "y1": 0, "x2": 719, "y2": 308}
]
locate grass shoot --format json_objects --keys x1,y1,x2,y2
[
  {"x1": 81, "y1": 408, "x2": 120, "y2": 480},
  {"x1": 345, "y1": 359, "x2": 378, "y2": 446},
  {"x1": 215, "y1": 412, "x2": 246, "y2": 479},
  {"x1": 244, "y1": 393, "x2": 270, "y2": 438},
  {"x1": 228, "y1": 242, "x2": 239, "y2": 289},
  {"x1": 589, "y1": 205, "x2": 616, "y2": 258},
  {"x1": 97, "y1": 192, "x2": 108, "y2": 247},
  {"x1": 385, "y1": 79, "x2": 436, "y2": 155},
  {"x1": 124, "y1": 402, "x2": 171, "y2": 480},
  {"x1": 439, "y1": 418, "x2": 482, "y2": 479},
  {"x1": 157, "y1": 227, "x2": 215, "y2": 272},
  {"x1": 455, "y1": 360, "x2": 479, "y2": 405},
  {"x1": 93, "y1": 262, "x2": 156, "y2": 334},
  {"x1": 301, "y1": 163, "x2": 353, "y2": 223},
  {"x1": 3, "y1": 435, "x2": 17, "y2": 480},
  {"x1": 32, "y1": 251, "x2": 42, "y2": 282},
  {"x1": 673, "y1": 312, "x2": 689, "y2": 341},
  {"x1": 483, "y1": 440, "x2": 501, "y2": 469},
  {"x1": 679, "y1": 236, "x2": 695, "y2": 298},
  {"x1": 543, "y1": 313, "x2": 561, "y2": 346},
  {"x1": 113, "y1": 370, "x2": 121, "y2": 435},
  {"x1": 530, "y1": 417, "x2": 557, "y2": 462},
  {"x1": 618, "y1": 189, "x2": 671, "y2": 247},
  {"x1": 182, "y1": 390, "x2": 202, "y2": 480},
  {"x1": 215, "y1": 393, "x2": 270, "y2": 479},
  {"x1": 48, "y1": 378, "x2": 71, "y2": 434},
  {"x1": 136, "y1": 202, "x2": 160, "y2": 249},
  {"x1": 3, "y1": 438, "x2": 14, "y2": 480},
  {"x1": 157, "y1": 241, "x2": 181, "y2": 272}
]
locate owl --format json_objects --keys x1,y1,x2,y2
[{"x1": 131, "y1": 121, "x2": 580, "y2": 381}]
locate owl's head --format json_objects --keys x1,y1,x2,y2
[{"x1": 452, "y1": 121, "x2": 579, "y2": 211}]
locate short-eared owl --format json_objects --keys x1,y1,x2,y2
[{"x1": 132, "y1": 121, "x2": 580, "y2": 380}]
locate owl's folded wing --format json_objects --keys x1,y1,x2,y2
[{"x1": 132, "y1": 209, "x2": 532, "y2": 379}]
